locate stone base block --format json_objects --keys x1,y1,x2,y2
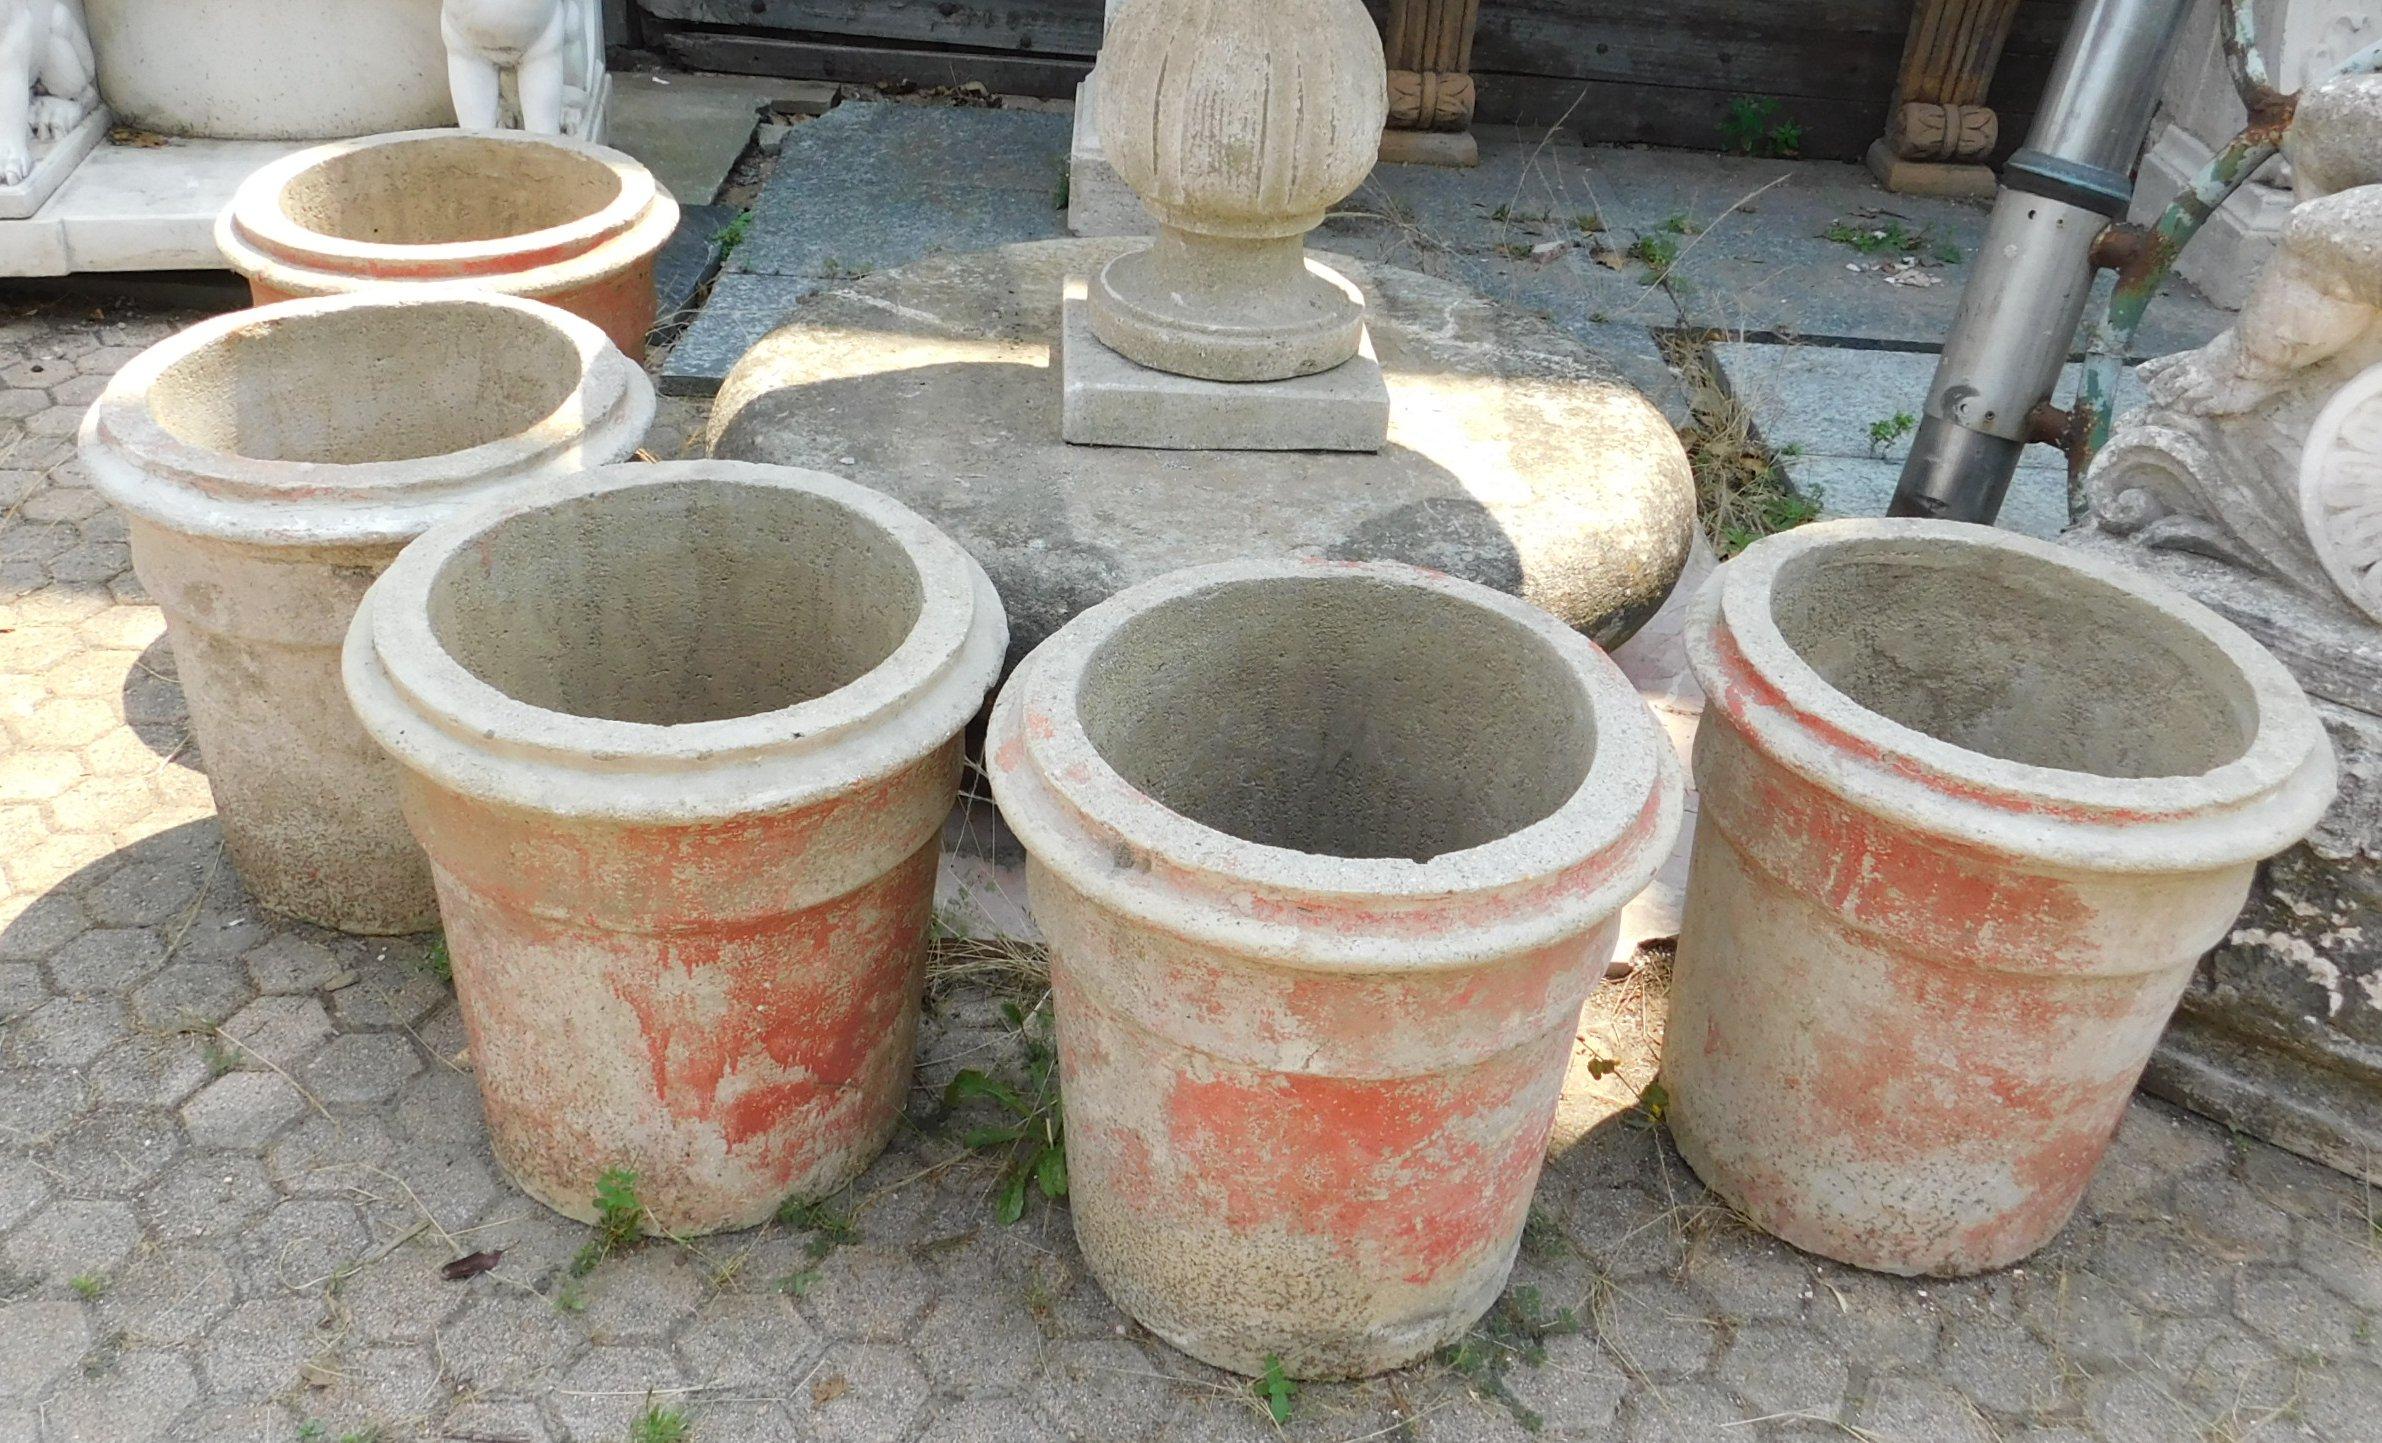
[
  {"x1": 1863, "y1": 139, "x2": 1999, "y2": 201},
  {"x1": 0, "y1": 105, "x2": 108, "y2": 222},
  {"x1": 0, "y1": 134, "x2": 315, "y2": 277},
  {"x1": 1066, "y1": 73, "x2": 1151, "y2": 239},
  {"x1": 1059, "y1": 287, "x2": 1389, "y2": 452},
  {"x1": 1378, "y1": 128, "x2": 1479, "y2": 168},
  {"x1": 2066, "y1": 531, "x2": 2382, "y2": 1184}
]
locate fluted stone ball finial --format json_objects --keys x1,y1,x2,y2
[{"x1": 1091, "y1": 0, "x2": 1390, "y2": 382}]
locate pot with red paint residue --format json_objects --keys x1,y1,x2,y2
[
  {"x1": 1665, "y1": 519, "x2": 2336, "y2": 1276},
  {"x1": 343, "y1": 461, "x2": 1007, "y2": 1234},
  {"x1": 986, "y1": 558, "x2": 1683, "y2": 1378},
  {"x1": 79, "y1": 290, "x2": 652, "y2": 934},
  {"x1": 218, "y1": 130, "x2": 679, "y2": 360}
]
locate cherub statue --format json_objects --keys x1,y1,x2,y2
[
  {"x1": 0, "y1": 0, "x2": 99, "y2": 188},
  {"x1": 2087, "y1": 73, "x2": 2382, "y2": 620},
  {"x1": 442, "y1": 0, "x2": 600, "y2": 136}
]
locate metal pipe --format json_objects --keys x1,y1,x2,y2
[{"x1": 1890, "y1": 0, "x2": 2194, "y2": 524}]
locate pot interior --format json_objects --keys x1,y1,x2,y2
[
  {"x1": 1077, "y1": 576, "x2": 1597, "y2": 862},
  {"x1": 427, "y1": 480, "x2": 924, "y2": 727},
  {"x1": 276, "y1": 136, "x2": 622, "y2": 246},
  {"x1": 1767, "y1": 542, "x2": 2258, "y2": 779},
  {"x1": 148, "y1": 301, "x2": 580, "y2": 465}
]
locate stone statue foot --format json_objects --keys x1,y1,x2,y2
[
  {"x1": 0, "y1": 140, "x2": 31, "y2": 187},
  {"x1": 28, "y1": 93, "x2": 84, "y2": 142}
]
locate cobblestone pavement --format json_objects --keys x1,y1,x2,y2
[{"x1": 6, "y1": 296, "x2": 2382, "y2": 1443}]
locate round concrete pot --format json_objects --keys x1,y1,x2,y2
[
  {"x1": 1665, "y1": 519, "x2": 2337, "y2": 1276},
  {"x1": 79, "y1": 290, "x2": 652, "y2": 935},
  {"x1": 344, "y1": 461, "x2": 1008, "y2": 1235},
  {"x1": 217, "y1": 130, "x2": 679, "y2": 360},
  {"x1": 986, "y1": 558, "x2": 1683, "y2": 1378}
]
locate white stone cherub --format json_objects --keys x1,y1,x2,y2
[
  {"x1": 442, "y1": 0, "x2": 586, "y2": 135},
  {"x1": 2087, "y1": 73, "x2": 2382, "y2": 613},
  {"x1": 0, "y1": 0, "x2": 99, "y2": 188}
]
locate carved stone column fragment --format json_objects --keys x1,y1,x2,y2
[
  {"x1": 1381, "y1": 0, "x2": 1483, "y2": 166},
  {"x1": 1868, "y1": 0, "x2": 2024, "y2": 198}
]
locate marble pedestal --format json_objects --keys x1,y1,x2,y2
[
  {"x1": 711, "y1": 237, "x2": 1697, "y2": 670},
  {"x1": 2068, "y1": 531, "x2": 2382, "y2": 1184}
]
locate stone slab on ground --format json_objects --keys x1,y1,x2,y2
[
  {"x1": 9, "y1": 293, "x2": 2382, "y2": 1443},
  {"x1": 651, "y1": 202, "x2": 743, "y2": 337},
  {"x1": 0, "y1": 135, "x2": 303, "y2": 277},
  {"x1": 1571, "y1": 144, "x2": 2232, "y2": 359},
  {"x1": 1711, "y1": 340, "x2": 2157, "y2": 540},
  {"x1": 1058, "y1": 291, "x2": 1391, "y2": 451},
  {"x1": 603, "y1": 70, "x2": 774, "y2": 206},
  {"x1": 662, "y1": 100, "x2": 1072, "y2": 393}
]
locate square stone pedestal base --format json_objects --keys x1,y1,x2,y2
[
  {"x1": 1059, "y1": 287, "x2": 1390, "y2": 452},
  {"x1": 1864, "y1": 139, "x2": 1999, "y2": 202}
]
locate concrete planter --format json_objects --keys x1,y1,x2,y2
[
  {"x1": 987, "y1": 558, "x2": 1683, "y2": 1378},
  {"x1": 79, "y1": 291, "x2": 652, "y2": 934},
  {"x1": 218, "y1": 130, "x2": 679, "y2": 360},
  {"x1": 85, "y1": 0, "x2": 453, "y2": 141},
  {"x1": 1666, "y1": 520, "x2": 2337, "y2": 1276},
  {"x1": 344, "y1": 461, "x2": 1008, "y2": 1234}
]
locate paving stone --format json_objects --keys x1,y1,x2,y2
[
  {"x1": 41, "y1": 1105, "x2": 181, "y2": 1194},
  {"x1": 95, "y1": 1243, "x2": 239, "y2": 1347},
  {"x1": 2092, "y1": 1220, "x2": 2237, "y2": 1316},
  {"x1": 675, "y1": 1290, "x2": 825, "y2": 1388},
  {"x1": 128, "y1": 961, "x2": 252, "y2": 1032},
  {"x1": 0, "y1": 1064, "x2": 84, "y2": 1141},
  {"x1": 239, "y1": 934, "x2": 344, "y2": 995},
  {"x1": 3, "y1": 1198, "x2": 139, "y2": 1283},
  {"x1": 7, "y1": 994, "x2": 125, "y2": 1066},
  {"x1": 2015, "y1": 1267, "x2": 2152, "y2": 1369},
  {"x1": 1499, "y1": 1330, "x2": 1629, "y2": 1438},
  {"x1": 1849, "y1": 1375, "x2": 2000, "y2": 1443},
  {"x1": 575, "y1": 1244, "x2": 707, "y2": 1344},
  {"x1": 1623, "y1": 1382, "x2": 1756, "y2": 1441},
  {"x1": 803, "y1": 1341, "x2": 933, "y2": 1443},
  {"x1": 1682, "y1": 1231, "x2": 1816, "y2": 1321},
  {"x1": 219, "y1": 994, "x2": 335, "y2": 1073},
  {"x1": 912, "y1": 1290, "x2": 1047, "y2": 1395},
  {"x1": 45, "y1": 927, "x2": 164, "y2": 992},
  {"x1": 1939, "y1": 1313, "x2": 2070, "y2": 1416},
  {"x1": 143, "y1": 1150, "x2": 276, "y2": 1243},
  {"x1": 549, "y1": 1342, "x2": 692, "y2": 1441},
  {"x1": 180, "y1": 1069, "x2": 306, "y2": 1149},
  {"x1": 804, "y1": 1242, "x2": 941, "y2": 1342},
  {"x1": 300, "y1": 1031, "x2": 424, "y2": 1105},
  {"x1": 0, "y1": 1298, "x2": 89, "y2": 1397},
  {"x1": 1713, "y1": 1319, "x2": 1850, "y2": 1420},
  {"x1": 43, "y1": 1348, "x2": 199, "y2": 1443},
  {"x1": 921, "y1": 1396, "x2": 1073, "y2": 1443},
  {"x1": 2233, "y1": 1268, "x2": 2369, "y2": 1360},
  {"x1": 1591, "y1": 1276, "x2": 1724, "y2": 1383},
  {"x1": 442, "y1": 1289, "x2": 588, "y2": 1394},
  {"x1": 201, "y1": 1296, "x2": 331, "y2": 1401}
]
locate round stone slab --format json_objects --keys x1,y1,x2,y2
[{"x1": 711, "y1": 237, "x2": 1696, "y2": 667}]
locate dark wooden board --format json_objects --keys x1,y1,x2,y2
[{"x1": 640, "y1": 0, "x2": 2083, "y2": 160}]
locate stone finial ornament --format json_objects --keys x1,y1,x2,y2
[
  {"x1": 442, "y1": 0, "x2": 600, "y2": 136},
  {"x1": 2087, "y1": 74, "x2": 2382, "y2": 620},
  {"x1": 0, "y1": 0, "x2": 98, "y2": 187},
  {"x1": 1089, "y1": 0, "x2": 1389, "y2": 382}
]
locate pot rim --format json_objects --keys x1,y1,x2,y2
[
  {"x1": 346, "y1": 459, "x2": 1009, "y2": 823},
  {"x1": 78, "y1": 289, "x2": 653, "y2": 550},
  {"x1": 1692, "y1": 518, "x2": 2336, "y2": 871},
  {"x1": 216, "y1": 129, "x2": 679, "y2": 295},
  {"x1": 988, "y1": 557, "x2": 1684, "y2": 970}
]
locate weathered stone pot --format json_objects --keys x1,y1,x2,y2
[
  {"x1": 986, "y1": 558, "x2": 1683, "y2": 1378},
  {"x1": 217, "y1": 130, "x2": 678, "y2": 360},
  {"x1": 86, "y1": 0, "x2": 453, "y2": 140},
  {"x1": 344, "y1": 461, "x2": 1008, "y2": 1234},
  {"x1": 1665, "y1": 519, "x2": 2338, "y2": 1276},
  {"x1": 79, "y1": 290, "x2": 652, "y2": 935}
]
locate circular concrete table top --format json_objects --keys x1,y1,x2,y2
[{"x1": 711, "y1": 238, "x2": 1696, "y2": 669}]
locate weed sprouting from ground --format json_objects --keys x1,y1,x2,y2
[
  {"x1": 946, "y1": 997, "x2": 1068, "y2": 1224},
  {"x1": 1254, "y1": 1355, "x2": 1299, "y2": 1424},
  {"x1": 421, "y1": 937, "x2": 452, "y2": 985},
  {"x1": 1720, "y1": 96, "x2": 1802, "y2": 157},
  {"x1": 68, "y1": 1273, "x2": 104, "y2": 1300},
  {"x1": 569, "y1": 1168, "x2": 646, "y2": 1277},
  {"x1": 628, "y1": 1402, "x2": 689, "y2": 1443},
  {"x1": 1868, "y1": 410, "x2": 1918, "y2": 456}
]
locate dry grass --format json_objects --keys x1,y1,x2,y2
[{"x1": 1659, "y1": 334, "x2": 1819, "y2": 556}]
